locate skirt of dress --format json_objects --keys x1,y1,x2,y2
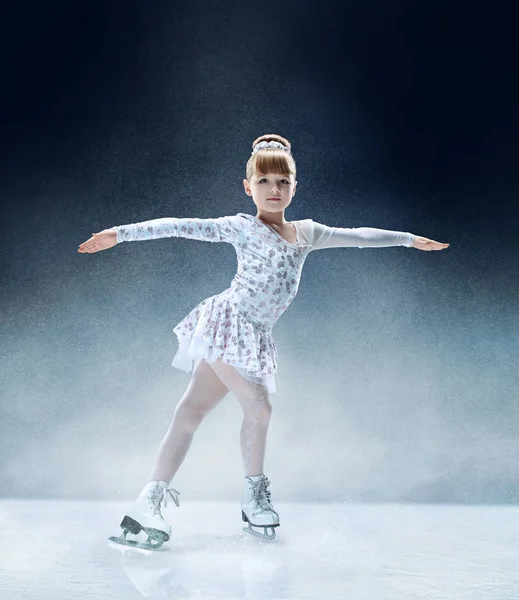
[{"x1": 170, "y1": 292, "x2": 277, "y2": 395}]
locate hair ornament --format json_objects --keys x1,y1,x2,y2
[{"x1": 251, "y1": 141, "x2": 291, "y2": 156}]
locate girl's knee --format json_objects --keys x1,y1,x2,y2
[
  {"x1": 243, "y1": 395, "x2": 273, "y2": 423},
  {"x1": 173, "y1": 402, "x2": 207, "y2": 432},
  {"x1": 263, "y1": 399, "x2": 273, "y2": 416}
]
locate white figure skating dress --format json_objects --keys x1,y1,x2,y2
[{"x1": 111, "y1": 213, "x2": 414, "y2": 394}]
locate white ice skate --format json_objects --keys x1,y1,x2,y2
[
  {"x1": 108, "y1": 480, "x2": 180, "y2": 551},
  {"x1": 241, "y1": 474, "x2": 280, "y2": 541}
]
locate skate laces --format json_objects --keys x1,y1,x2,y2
[
  {"x1": 148, "y1": 485, "x2": 180, "y2": 515},
  {"x1": 162, "y1": 487, "x2": 180, "y2": 509},
  {"x1": 249, "y1": 476, "x2": 274, "y2": 512}
]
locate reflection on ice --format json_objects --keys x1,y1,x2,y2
[{"x1": 109, "y1": 537, "x2": 286, "y2": 598}]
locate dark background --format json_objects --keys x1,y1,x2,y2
[{"x1": 1, "y1": 0, "x2": 518, "y2": 501}]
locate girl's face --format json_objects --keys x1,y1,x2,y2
[{"x1": 243, "y1": 172, "x2": 297, "y2": 215}]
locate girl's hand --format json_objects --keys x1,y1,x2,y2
[
  {"x1": 78, "y1": 229, "x2": 117, "y2": 253},
  {"x1": 411, "y1": 236, "x2": 450, "y2": 251}
]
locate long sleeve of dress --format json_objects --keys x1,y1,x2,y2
[
  {"x1": 309, "y1": 220, "x2": 415, "y2": 250},
  {"x1": 110, "y1": 215, "x2": 239, "y2": 245}
]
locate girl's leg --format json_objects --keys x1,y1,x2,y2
[
  {"x1": 207, "y1": 358, "x2": 273, "y2": 477},
  {"x1": 149, "y1": 359, "x2": 230, "y2": 482}
]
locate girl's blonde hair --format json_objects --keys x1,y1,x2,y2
[{"x1": 246, "y1": 134, "x2": 297, "y2": 182}]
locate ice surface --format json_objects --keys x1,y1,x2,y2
[{"x1": 0, "y1": 500, "x2": 517, "y2": 599}]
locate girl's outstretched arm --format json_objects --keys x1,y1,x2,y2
[
  {"x1": 309, "y1": 221, "x2": 449, "y2": 251},
  {"x1": 78, "y1": 215, "x2": 239, "y2": 253}
]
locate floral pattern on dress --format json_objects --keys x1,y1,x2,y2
[{"x1": 110, "y1": 213, "x2": 313, "y2": 385}]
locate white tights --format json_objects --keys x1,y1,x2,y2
[{"x1": 149, "y1": 358, "x2": 273, "y2": 482}]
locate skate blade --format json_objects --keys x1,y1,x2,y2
[
  {"x1": 108, "y1": 515, "x2": 169, "y2": 552},
  {"x1": 119, "y1": 515, "x2": 170, "y2": 541},
  {"x1": 115, "y1": 514, "x2": 170, "y2": 545},
  {"x1": 242, "y1": 524, "x2": 277, "y2": 541},
  {"x1": 108, "y1": 535, "x2": 164, "y2": 551}
]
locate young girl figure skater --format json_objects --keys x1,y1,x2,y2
[{"x1": 78, "y1": 134, "x2": 449, "y2": 549}]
